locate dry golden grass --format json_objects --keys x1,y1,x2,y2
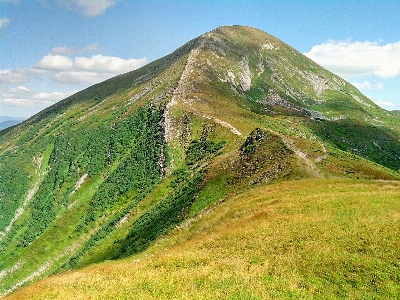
[{"x1": 6, "y1": 179, "x2": 400, "y2": 299}]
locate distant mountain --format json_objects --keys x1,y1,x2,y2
[
  {"x1": 1, "y1": 26, "x2": 399, "y2": 298},
  {"x1": 393, "y1": 110, "x2": 400, "y2": 115},
  {"x1": 0, "y1": 116, "x2": 25, "y2": 130}
]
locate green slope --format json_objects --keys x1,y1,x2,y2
[
  {"x1": 4, "y1": 179, "x2": 400, "y2": 299},
  {"x1": 1, "y1": 25, "x2": 399, "y2": 296}
]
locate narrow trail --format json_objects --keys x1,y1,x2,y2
[
  {"x1": 201, "y1": 114, "x2": 242, "y2": 136},
  {"x1": 280, "y1": 136, "x2": 327, "y2": 178},
  {"x1": 163, "y1": 38, "x2": 243, "y2": 172}
]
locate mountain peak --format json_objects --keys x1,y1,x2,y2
[
  {"x1": 197, "y1": 25, "x2": 280, "y2": 52},
  {"x1": 210, "y1": 24, "x2": 273, "y2": 36},
  {"x1": 165, "y1": 25, "x2": 368, "y2": 120}
]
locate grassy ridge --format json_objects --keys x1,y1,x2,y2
[{"x1": 5, "y1": 179, "x2": 400, "y2": 299}]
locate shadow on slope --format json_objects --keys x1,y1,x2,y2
[{"x1": 311, "y1": 119, "x2": 400, "y2": 171}]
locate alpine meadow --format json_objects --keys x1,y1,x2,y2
[{"x1": 1, "y1": 26, "x2": 400, "y2": 299}]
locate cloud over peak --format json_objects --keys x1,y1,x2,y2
[
  {"x1": 304, "y1": 40, "x2": 400, "y2": 78},
  {"x1": 352, "y1": 81, "x2": 385, "y2": 91},
  {"x1": 373, "y1": 99, "x2": 395, "y2": 108}
]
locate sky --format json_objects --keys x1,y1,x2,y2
[{"x1": 1, "y1": 0, "x2": 400, "y2": 118}]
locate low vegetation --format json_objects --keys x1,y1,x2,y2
[{"x1": 5, "y1": 179, "x2": 400, "y2": 299}]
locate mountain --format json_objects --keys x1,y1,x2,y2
[
  {"x1": 0, "y1": 117, "x2": 26, "y2": 130},
  {"x1": 1, "y1": 25, "x2": 400, "y2": 298}
]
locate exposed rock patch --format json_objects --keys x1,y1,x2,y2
[
  {"x1": 238, "y1": 56, "x2": 252, "y2": 91},
  {"x1": 69, "y1": 173, "x2": 88, "y2": 197}
]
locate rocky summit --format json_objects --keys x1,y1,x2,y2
[{"x1": 1, "y1": 26, "x2": 400, "y2": 298}]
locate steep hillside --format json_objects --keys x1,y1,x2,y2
[
  {"x1": 1, "y1": 25, "x2": 399, "y2": 297},
  {"x1": 5, "y1": 179, "x2": 400, "y2": 299}
]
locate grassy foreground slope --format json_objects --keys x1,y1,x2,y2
[{"x1": 6, "y1": 179, "x2": 400, "y2": 300}]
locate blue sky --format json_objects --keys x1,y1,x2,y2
[{"x1": 1, "y1": 0, "x2": 400, "y2": 118}]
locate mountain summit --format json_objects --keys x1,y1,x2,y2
[{"x1": 1, "y1": 26, "x2": 400, "y2": 297}]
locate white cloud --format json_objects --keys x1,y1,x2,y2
[
  {"x1": 0, "y1": 43, "x2": 147, "y2": 116},
  {"x1": 1, "y1": 86, "x2": 34, "y2": 105},
  {"x1": 304, "y1": 40, "x2": 400, "y2": 78},
  {"x1": 56, "y1": 0, "x2": 117, "y2": 16},
  {"x1": 364, "y1": 94, "x2": 396, "y2": 109},
  {"x1": 374, "y1": 100, "x2": 395, "y2": 108},
  {"x1": 1, "y1": 86, "x2": 78, "y2": 107},
  {"x1": 352, "y1": 81, "x2": 384, "y2": 91},
  {"x1": 0, "y1": 44, "x2": 147, "y2": 86},
  {"x1": 35, "y1": 54, "x2": 74, "y2": 71},
  {"x1": 50, "y1": 43, "x2": 100, "y2": 56},
  {"x1": 0, "y1": 69, "x2": 31, "y2": 84},
  {"x1": 9, "y1": 85, "x2": 30, "y2": 94},
  {"x1": 51, "y1": 54, "x2": 147, "y2": 85},
  {"x1": 74, "y1": 55, "x2": 148, "y2": 73},
  {"x1": 57, "y1": 54, "x2": 146, "y2": 85},
  {"x1": 0, "y1": 17, "x2": 10, "y2": 30},
  {"x1": 33, "y1": 53, "x2": 147, "y2": 75},
  {"x1": 53, "y1": 71, "x2": 113, "y2": 85},
  {"x1": 33, "y1": 90, "x2": 78, "y2": 101}
]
